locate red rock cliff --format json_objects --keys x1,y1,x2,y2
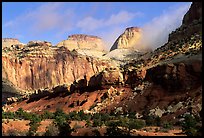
[{"x1": 2, "y1": 45, "x2": 114, "y2": 93}]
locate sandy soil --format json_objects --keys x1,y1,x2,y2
[{"x1": 2, "y1": 119, "x2": 186, "y2": 136}]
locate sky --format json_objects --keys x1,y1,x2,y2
[{"x1": 2, "y1": 2, "x2": 192, "y2": 50}]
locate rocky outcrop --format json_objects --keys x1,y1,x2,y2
[
  {"x1": 56, "y1": 34, "x2": 106, "y2": 51},
  {"x1": 169, "y1": 2, "x2": 202, "y2": 41},
  {"x1": 2, "y1": 38, "x2": 21, "y2": 49},
  {"x1": 2, "y1": 45, "x2": 115, "y2": 93},
  {"x1": 145, "y1": 61, "x2": 202, "y2": 92},
  {"x1": 70, "y1": 66, "x2": 124, "y2": 92},
  {"x1": 27, "y1": 40, "x2": 52, "y2": 47},
  {"x1": 182, "y1": 2, "x2": 202, "y2": 26},
  {"x1": 110, "y1": 27, "x2": 142, "y2": 51}
]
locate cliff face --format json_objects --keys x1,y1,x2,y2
[
  {"x1": 110, "y1": 27, "x2": 142, "y2": 51},
  {"x1": 2, "y1": 38, "x2": 21, "y2": 49},
  {"x1": 182, "y1": 2, "x2": 202, "y2": 25},
  {"x1": 2, "y1": 45, "x2": 114, "y2": 93},
  {"x1": 56, "y1": 34, "x2": 106, "y2": 51},
  {"x1": 169, "y1": 2, "x2": 202, "y2": 41}
]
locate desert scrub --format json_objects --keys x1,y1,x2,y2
[
  {"x1": 181, "y1": 114, "x2": 200, "y2": 136},
  {"x1": 44, "y1": 124, "x2": 59, "y2": 136}
]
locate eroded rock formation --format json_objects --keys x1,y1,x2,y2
[
  {"x1": 110, "y1": 27, "x2": 142, "y2": 51},
  {"x1": 145, "y1": 61, "x2": 202, "y2": 92},
  {"x1": 2, "y1": 38, "x2": 21, "y2": 49},
  {"x1": 56, "y1": 34, "x2": 106, "y2": 51},
  {"x1": 2, "y1": 44, "x2": 116, "y2": 93}
]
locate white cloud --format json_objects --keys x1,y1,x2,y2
[
  {"x1": 76, "y1": 17, "x2": 104, "y2": 32},
  {"x1": 3, "y1": 2, "x2": 74, "y2": 34},
  {"x1": 139, "y1": 3, "x2": 191, "y2": 50},
  {"x1": 106, "y1": 11, "x2": 142, "y2": 26},
  {"x1": 77, "y1": 10, "x2": 142, "y2": 32}
]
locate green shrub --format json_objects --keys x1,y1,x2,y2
[
  {"x1": 100, "y1": 113, "x2": 110, "y2": 122},
  {"x1": 3, "y1": 129, "x2": 27, "y2": 136},
  {"x1": 91, "y1": 113, "x2": 101, "y2": 120},
  {"x1": 105, "y1": 121, "x2": 127, "y2": 136},
  {"x1": 128, "y1": 119, "x2": 146, "y2": 130},
  {"x1": 85, "y1": 119, "x2": 92, "y2": 127},
  {"x1": 145, "y1": 115, "x2": 161, "y2": 126},
  {"x1": 27, "y1": 114, "x2": 42, "y2": 136},
  {"x1": 160, "y1": 128, "x2": 169, "y2": 133},
  {"x1": 2, "y1": 111, "x2": 15, "y2": 119},
  {"x1": 93, "y1": 119, "x2": 103, "y2": 127},
  {"x1": 54, "y1": 108, "x2": 66, "y2": 118},
  {"x1": 181, "y1": 114, "x2": 199, "y2": 136},
  {"x1": 54, "y1": 115, "x2": 73, "y2": 136},
  {"x1": 44, "y1": 124, "x2": 59, "y2": 136},
  {"x1": 41, "y1": 110, "x2": 54, "y2": 119},
  {"x1": 162, "y1": 122, "x2": 172, "y2": 129},
  {"x1": 69, "y1": 111, "x2": 81, "y2": 120}
]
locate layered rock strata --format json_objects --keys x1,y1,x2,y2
[{"x1": 57, "y1": 34, "x2": 106, "y2": 51}]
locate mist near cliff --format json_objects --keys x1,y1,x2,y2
[
  {"x1": 101, "y1": 3, "x2": 191, "y2": 51},
  {"x1": 137, "y1": 3, "x2": 191, "y2": 50},
  {"x1": 3, "y1": 2, "x2": 191, "y2": 51}
]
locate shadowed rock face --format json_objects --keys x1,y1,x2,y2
[
  {"x1": 2, "y1": 45, "x2": 115, "y2": 93},
  {"x1": 145, "y1": 61, "x2": 202, "y2": 92},
  {"x1": 182, "y1": 2, "x2": 202, "y2": 26},
  {"x1": 110, "y1": 27, "x2": 142, "y2": 51},
  {"x1": 56, "y1": 34, "x2": 106, "y2": 51},
  {"x1": 169, "y1": 2, "x2": 202, "y2": 42}
]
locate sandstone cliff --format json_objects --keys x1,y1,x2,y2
[
  {"x1": 110, "y1": 27, "x2": 142, "y2": 51},
  {"x1": 56, "y1": 34, "x2": 106, "y2": 51},
  {"x1": 2, "y1": 38, "x2": 21, "y2": 49},
  {"x1": 2, "y1": 44, "x2": 116, "y2": 93}
]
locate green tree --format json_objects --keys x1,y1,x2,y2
[
  {"x1": 2, "y1": 111, "x2": 15, "y2": 119},
  {"x1": 145, "y1": 115, "x2": 161, "y2": 126},
  {"x1": 41, "y1": 110, "x2": 54, "y2": 119},
  {"x1": 93, "y1": 119, "x2": 103, "y2": 127},
  {"x1": 69, "y1": 111, "x2": 81, "y2": 120},
  {"x1": 100, "y1": 113, "x2": 110, "y2": 122},
  {"x1": 54, "y1": 115, "x2": 73, "y2": 136},
  {"x1": 27, "y1": 114, "x2": 42, "y2": 136},
  {"x1": 92, "y1": 113, "x2": 101, "y2": 120},
  {"x1": 118, "y1": 117, "x2": 145, "y2": 135},
  {"x1": 181, "y1": 114, "x2": 198, "y2": 136},
  {"x1": 77, "y1": 110, "x2": 85, "y2": 120},
  {"x1": 105, "y1": 121, "x2": 127, "y2": 136},
  {"x1": 85, "y1": 119, "x2": 92, "y2": 127},
  {"x1": 54, "y1": 108, "x2": 66, "y2": 118},
  {"x1": 15, "y1": 108, "x2": 25, "y2": 119},
  {"x1": 162, "y1": 121, "x2": 172, "y2": 130}
]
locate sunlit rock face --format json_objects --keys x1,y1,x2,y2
[
  {"x1": 2, "y1": 44, "x2": 115, "y2": 93},
  {"x1": 110, "y1": 27, "x2": 143, "y2": 51},
  {"x1": 56, "y1": 34, "x2": 106, "y2": 51},
  {"x1": 2, "y1": 38, "x2": 21, "y2": 49}
]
